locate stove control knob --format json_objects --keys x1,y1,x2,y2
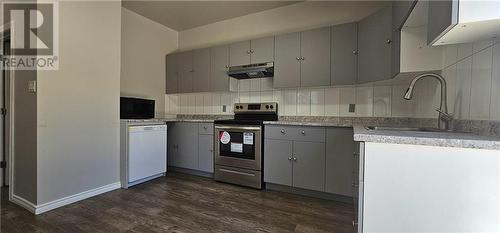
[
  {"x1": 235, "y1": 106, "x2": 240, "y2": 109},
  {"x1": 270, "y1": 105, "x2": 274, "y2": 109},
  {"x1": 265, "y1": 105, "x2": 269, "y2": 109}
]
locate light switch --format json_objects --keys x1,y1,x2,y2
[
  {"x1": 28, "y1": 80, "x2": 37, "y2": 93},
  {"x1": 349, "y1": 104, "x2": 355, "y2": 113}
]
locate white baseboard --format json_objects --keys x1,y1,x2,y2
[
  {"x1": 11, "y1": 194, "x2": 37, "y2": 214},
  {"x1": 34, "y1": 182, "x2": 121, "y2": 215}
]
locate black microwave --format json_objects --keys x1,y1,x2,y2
[{"x1": 120, "y1": 97, "x2": 155, "y2": 119}]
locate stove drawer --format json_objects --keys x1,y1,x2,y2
[
  {"x1": 214, "y1": 165, "x2": 262, "y2": 189},
  {"x1": 265, "y1": 125, "x2": 325, "y2": 142}
]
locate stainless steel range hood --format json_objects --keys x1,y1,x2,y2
[{"x1": 227, "y1": 62, "x2": 274, "y2": 79}]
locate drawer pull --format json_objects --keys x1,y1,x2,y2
[
  {"x1": 301, "y1": 130, "x2": 305, "y2": 135},
  {"x1": 280, "y1": 129, "x2": 285, "y2": 134},
  {"x1": 288, "y1": 157, "x2": 292, "y2": 161},
  {"x1": 293, "y1": 157, "x2": 297, "y2": 162}
]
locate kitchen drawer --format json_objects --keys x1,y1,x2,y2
[
  {"x1": 265, "y1": 125, "x2": 325, "y2": 142},
  {"x1": 198, "y1": 123, "x2": 214, "y2": 135}
]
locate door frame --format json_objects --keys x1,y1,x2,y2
[{"x1": 1, "y1": 23, "x2": 16, "y2": 202}]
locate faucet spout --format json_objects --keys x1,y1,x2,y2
[{"x1": 403, "y1": 73, "x2": 452, "y2": 130}]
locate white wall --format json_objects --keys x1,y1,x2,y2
[
  {"x1": 121, "y1": 8, "x2": 178, "y2": 117},
  {"x1": 178, "y1": 1, "x2": 385, "y2": 51},
  {"x1": 166, "y1": 38, "x2": 500, "y2": 121},
  {"x1": 36, "y1": 1, "x2": 122, "y2": 205}
]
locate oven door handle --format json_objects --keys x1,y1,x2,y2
[{"x1": 215, "y1": 125, "x2": 261, "y2": 131}]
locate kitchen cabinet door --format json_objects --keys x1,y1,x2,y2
[
  {"x1": 293, "y1": 141, "x2": 326, "y2": 192},
  {"x1": 175, "y1": 123, "x2": 199, "y2": 170},
  {"x1": 178, "y1": 51, "x2": 194, "y2": 93},
  {"x1": 325, "y1": 128, "x2": 354, "y2": 197},
  {"x1": 166, "y1": 53, "x2": 178, "y2": 94},
  {"x1": 358, "y1": 6, "x2": 393, "y2": 84},
  {"x1": 198, "y1": 134, "x2": 214, "y2": 173},
  {"x1": 210, "y1": 45, "x2": 230, "y2": 92},
  {"x1": 229, "y1": 41, "x2": 251, "y2": 66},
  {"x1": 250, "y1": 36, "x2": 275, "y2": 64},
  {"x1": 167, "y1": 123, "x2": 179, "y2": 167},
  {"x1": 274, "y1": 32, "x2": 301, "y2": 88},
  {"x1": 331, "y1": 23, "x2": 358, "y2": 85},
  {"x1": 264, "y1": 139, "x2": 293, "y2": 186},
  {"x1": 192, "y1": 48, "x2": 211, "y2": 92},
  {"x1": 300, "y1": 27, "x2": 331, "y2": 87}
]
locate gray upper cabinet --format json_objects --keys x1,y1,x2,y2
[
  {"x1": 358, "y1": 5, "x2": 393, "y2": 84},
  {"x1": 326, "y1": 128, "x2": 354, "y2": 197},
  {"x1": 293, "y1": 141, "x2": 326, "y2": 192},
  {"x1": 274, "y1": 32, "x2": 301, "y2": 88},
  {"x1": 331, "y1": 23, "x2": 358, "y2": 85},
  {"x1": 192, "y1": 48, "x2": 211, "y2": 92},
  {"x1": 166, "y1": 53, "x2": 178, "y2": 94},
  {"x1": 274, "y1": 27, "x2": 331, "y2": 88},
  {"x1": 250, "y1": 36, "x2": 275, "y2": 64},
  {"x1": 210, "y1": 45, "x2": 230, "y2": 92},
  {"x1": 427, "y1": 0, "x2": 457, "y2": 45},
  {"x1": 229, "y1": 41, "x2": 251, "y2": 66},
  {"x1": 264, "y1": 139, "x2": 293, "y2": 186},
  {"x1": 300, "y1": 27, "x2": 331, "y2": 87},
  {"x1": 178, "y1": 51, "x2": 194, "y2": 93}
]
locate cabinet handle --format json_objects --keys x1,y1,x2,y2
[
  {"x1": 301, "y1": 130, "x2": 305, "y2": 135},
  {"x1": 293, "y1": 157, "x2": 297, "y2": 162},
  {"x1": 288, "y1": 157, "x2": 292, "y2": 161},
  {"x1": 280, "y1": 129, "x2": 285, "y2": 134},
  {"x1": 352, "y1": 220, "x2": 358, "y2": 227},
  {"x1": 204, "y1": 126, "x2": 207, "y2": 130},
  {"x1": 225, "y1": 65, "x2": 229, "y2": 69},
  {"x1": 301, "y1": 57, "x2": 305, "y2": 60},
  {"x1": 250, "y1": 49, "x2": 254, "y2": 54},
  {"x1": 352, "y1": 50, "x2": 358, "y2": 55},
  {"x1": 246, "y1": 50, "x2": 251, "y2": 54},
  {"x1": 296, "y1": 57, "x2": 301, "y2": 61},
  {"x1": 386, "y1": 39, "x2": 392, "y2": 44}
]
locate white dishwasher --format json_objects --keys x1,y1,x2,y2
[{"x1": 125, "y1": 124, "x2": 167, "y2": 187}]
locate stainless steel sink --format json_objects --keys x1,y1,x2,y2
[{"x1": 365, "y1": 126, "x2": 456, "y2": 133}]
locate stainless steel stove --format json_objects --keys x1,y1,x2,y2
[{"x1": 213, "y1": 102, "x2": 278, "y2": 189}]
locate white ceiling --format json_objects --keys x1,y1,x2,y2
[{"x1": 122, "y1": 1, "x2": 302, "y2": 31}]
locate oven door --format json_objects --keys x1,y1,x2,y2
[{"x1": 214, "y1": 125, "x2": 261, "y2": 171}]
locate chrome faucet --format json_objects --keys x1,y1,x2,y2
[{"x1": 404, "y1": 73, "x2": 453, "y2": 130}]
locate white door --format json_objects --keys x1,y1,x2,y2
[{"x1": 128, "y1": 125, "x2": 167, "y2": 183}]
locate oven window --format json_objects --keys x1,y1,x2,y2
[{"x1": 219, "y1": 131, "x2": 255, "y2": 160}]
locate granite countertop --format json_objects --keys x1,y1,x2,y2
[
  {"x1": 353, "y1": 125, "x2": 500, "y2": 150},
  {"x1": 263, "y1": 118, "x2": 500, "y2": 150}
]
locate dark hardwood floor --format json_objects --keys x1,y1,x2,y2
[{"x1": 1, "y1": 172, "x2": 355, "y2": 233}]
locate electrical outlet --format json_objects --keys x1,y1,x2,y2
[{"x1": 348, "y1": 104, "x2": 356, "y2": 113}]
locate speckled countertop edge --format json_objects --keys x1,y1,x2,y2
[{"x1": 353, "y1": 125, "x2": 500, "y2": 150}]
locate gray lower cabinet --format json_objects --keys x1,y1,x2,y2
[
  {"x1": 198, "y1": 134, "x2": 214, "y2": 173},
  {"x1": 168, "y1": 122, "x2": 214, "y2": 173},
  {"x1": 192, "y1": 48, "x2": 211, "y2": 92},
  {"x1": 210, "y1": 45, "x2": 230, "y2": 92},
  {"x1": 264, "y1": 125, "x2": 354, "y2": 195},
  {"x1": 264, "y1": 139, "x2": 293, "y2": 186},
  {"x1": 292, "y1": 141, "x2": 326, "y2": 192},
  {"x1": 168, "y1": 122, "x2": 198, "y2": 170},
  {"x1": 331, "y1": 22, "x2": 358, "y2": 85},
  {"x1": 326, "y1": 127, "x2": 354, "y2": 196},
  {"x1": 178, "y1": 51, "x2": 194, "y2": 93},
  {"x1": 358, "y1": 5, "x2": 393, "y2": 84},
  {"x1": 166, "y1": 53, "x2": 178, "y2": 94}
]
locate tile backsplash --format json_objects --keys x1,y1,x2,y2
[{"x1": 166, "y1": 39, "x2": 500, "y2": 121}]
